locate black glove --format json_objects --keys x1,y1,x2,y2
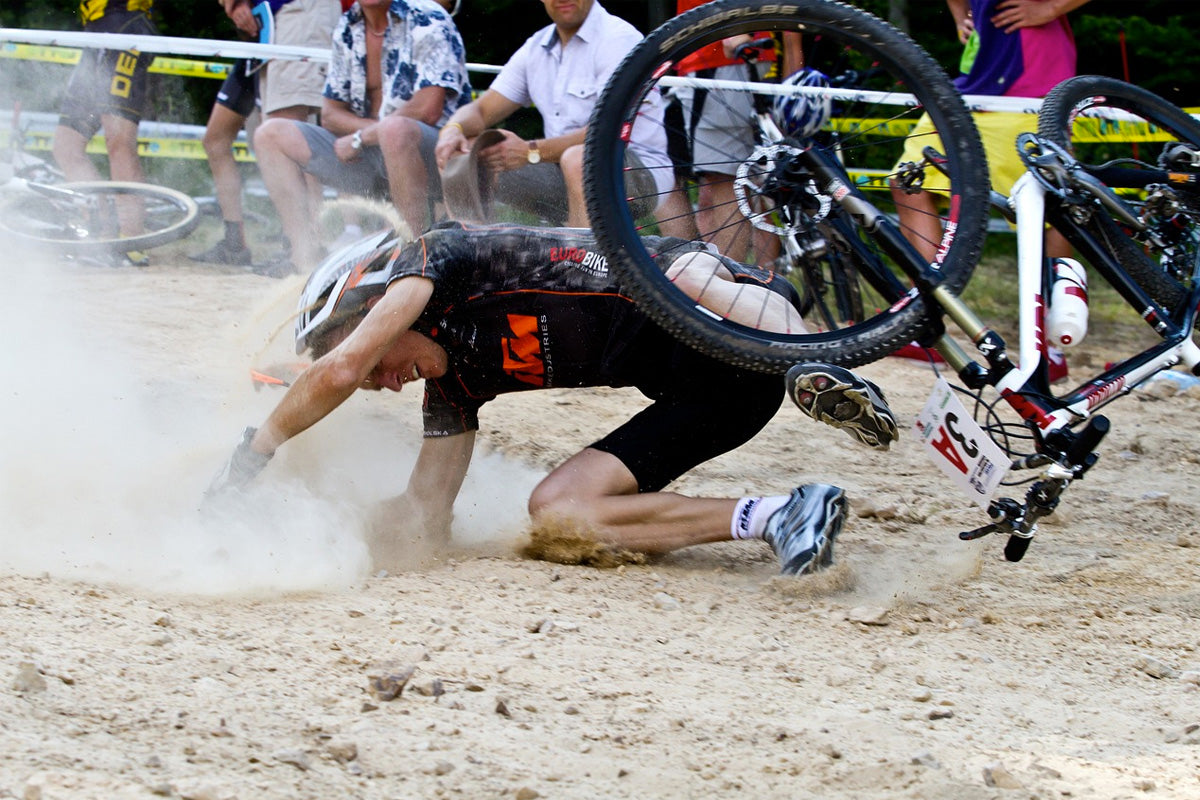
[{"x1": 205, "y1": 427, "x2": 273, "y2": 498}]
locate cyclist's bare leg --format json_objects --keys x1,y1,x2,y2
[
  {"x1": 666, "y1": 250, "x2": 807, "y2": 333},
  {"x1": 528, "y1": 448, "x2": 737, "y2": 554}
]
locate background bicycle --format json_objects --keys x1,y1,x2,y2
[{"x1": 0, "y1": 110, "x2": 199, "y2": 261}]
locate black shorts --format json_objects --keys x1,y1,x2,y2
[
  {"x1": 590, "y1": 331, "x2": 784, "y2": 493},
  {"x1": 215, "y1": 59, "x2": 260, "y2": 118},
  {"x1": 59, "y1": 11, "x2": 158, "y2": 136}
]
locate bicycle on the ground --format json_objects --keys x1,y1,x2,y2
[
  {"x1": 0, "y1": 115, "x2": 199, "y2": 257},
  {"x1": 584, "y1": 0, "x2": 1200, "y2": 560}
]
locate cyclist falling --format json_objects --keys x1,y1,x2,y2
[{"x1": 207, "y1": 222, "x2": 897, "y2": 575}]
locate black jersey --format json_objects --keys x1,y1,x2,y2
[
  {"x1": 384, "y1": 222, "x2": 796, "y2": 437},
  {"x1": 81, "y1": 0, "x2": 153, "y2": 24}
]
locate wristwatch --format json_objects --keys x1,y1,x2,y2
[
  {"x1": 527, "y1": 140, "x2": 542, "y2": 165},
  {"x1": 350, "y1": 130, "x2": 363, "y2": 151}
]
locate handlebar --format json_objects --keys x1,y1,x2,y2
[{"x1": 959, "y1": 415, "x2": 1110, "y2": 561}]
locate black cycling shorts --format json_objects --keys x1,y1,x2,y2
[
  {"x1": 215, "y1": 59, "x2": 260, "y2": 118},
  {"x1": 59, "y1": 11, "x2": 158, "y2": 136},
  {"x1": 589, "y1": 332, "x2": 784, "y2": 493}
]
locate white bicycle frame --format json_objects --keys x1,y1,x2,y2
[{"x1": 992, "y1": 170, "x2": 1200, "y2": 436}]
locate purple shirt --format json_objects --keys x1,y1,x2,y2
[{"x1": 955, "y1": 0, "x2": 1076, "y2": 98}]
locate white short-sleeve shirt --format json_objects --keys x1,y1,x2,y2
[{"x1": 489, "y1": 2, "x2": 673, "y2": 200}]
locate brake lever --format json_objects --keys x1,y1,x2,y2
[{"x1": 959, "y1": 497, "x2": 1025, "y2": 540}]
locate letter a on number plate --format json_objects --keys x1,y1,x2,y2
[{"x1": 915, "y1": 378, "x2": 1010, "y2": 508}]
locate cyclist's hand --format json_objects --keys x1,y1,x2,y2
[{"x1": 205, "y1": 427, "x2": 272, "y2": 500}]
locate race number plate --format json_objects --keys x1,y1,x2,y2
[{"x1": 915, "y1": 378, "x2": 1010, "y2": 508}]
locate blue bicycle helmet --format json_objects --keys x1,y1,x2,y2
[{"x1": 773, "y1": 68, "x2": 832, "y2": 140}]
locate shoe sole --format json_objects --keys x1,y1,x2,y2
[
  {"x1": 780, "y1": 486, "x2": 846, "y2": 576},
  {"x1": 786, "y1": 363, "x2": 898, "y2": 451}
]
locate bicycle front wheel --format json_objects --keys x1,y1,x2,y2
[
  {"x1": 0, "y1": 181, "x2": 199, "y2": 255},
  {"x1": 584, "y1": 0, "x2": 989, "y2": 371},
  {"x1": 1038, "y1": 76, "x2": 1200, "y2": 313}
]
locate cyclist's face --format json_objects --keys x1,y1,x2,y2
[
  {"x1": 362, "y1": 330, "x2": 448, "y2": 392},
  {"x1": 542, "y1": 0, "x2": 592, "y2": 32}
]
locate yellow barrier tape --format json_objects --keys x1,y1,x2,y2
[
  {"x1": 828, "y1": 118, "x2": 917, "y2": 138},
  {"x1": 1069, "y1": 116, "x2": 1185, "y2": 144},
  {"x1": 134, "y1": 137, "x2": 254, "y2": 161},
  {"x1": 0, "y1": 42, "x2": 231, "y2": 78},
  {"x1": 10, "y1": 130, "x2": 255, "y2": 162}
]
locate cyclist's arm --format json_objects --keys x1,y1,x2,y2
[
  {"x1": 251, "y1": 277, "x2": 435, "y2": 455},
  {"x1": 406, "y1": 432, "x2": 476, "y2": 536}
]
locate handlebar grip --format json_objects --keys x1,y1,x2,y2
[
  {"x1": 733, "y1": 37, "x2": 776, "y2": 62},
  {"x1": 1086, "y1": 164, "x2": 1169, "y2": 190},
  {"x1": 1066, "y1": 415, "x2": 1110, "y2": 465},
  {"x1": 1004, "y1": 533, "x2": 1032, "y2": 562}
]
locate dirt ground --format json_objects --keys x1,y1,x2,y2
[{"x1": 2, "y1": 240, "x2": 1199, "y2": 800}]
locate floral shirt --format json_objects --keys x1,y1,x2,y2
[{"x1": 324, "y1": 0, "x2": 471, "y2": 122}]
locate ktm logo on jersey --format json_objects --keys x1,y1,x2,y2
[{"x1": 501, "y1": 314, "x2": 545, "y2": 386}]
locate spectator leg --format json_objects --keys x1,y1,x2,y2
[
  {"x1": 562, "y1": 144, "x2": 589, "y2": 228},
  {"x1": 695, "y1": 173, "x2": 749, "y2": 263},
  {"x1": 891, "y1": 184, "x2": 942, "y2": 264},
  {"x1": 100, "y1": 113, "x2": 146, "y2": 237},
  {"x1": 254, "y1": 118, "x2": 320, "y2": 269},
  {"x1": 377, "y1": 115, "x2": 432, "y2": 236},
  {"x1": 52, "y1": 125, "x2": 101, "y2": 183},
  {"x1": 202, "y1": 103, "x2": 249, "y2": 241}
]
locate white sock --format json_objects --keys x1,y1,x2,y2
[{"x1": 731, "y1": 495, "x2": 789, "y2": 540}]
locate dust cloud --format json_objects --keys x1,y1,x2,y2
[{"x1": 0, "y1": 246, "x2": 543, "y2": 595}]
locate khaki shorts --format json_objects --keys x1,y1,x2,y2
[
  {"x1": 896, "y1": 111, "x2": 1038, "y2": 197},
  {"x1": 260, "y1": 0, "x2": 341, "y2": 115}
]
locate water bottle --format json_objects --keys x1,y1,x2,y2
[{"x1": 1046, "y1": 257, "x2": 1089, "y2": 348}]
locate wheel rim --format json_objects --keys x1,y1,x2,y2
[{"x1": 584, "y1": 0, "x2": 988, "y2": 370}]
